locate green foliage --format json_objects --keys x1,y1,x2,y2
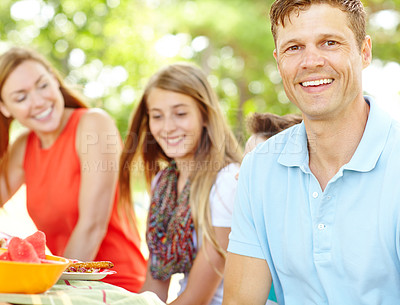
[{"x1": 1, "y1": 0, "x2": 399, "y2": 145}]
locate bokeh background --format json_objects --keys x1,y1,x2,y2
[
  {"x1": 1, "y1": 0, "x2": 399, "y2": 144},
  {"x1": 0, "y1": 1, "x2": 399, "y2": 299},
  {"x1": 1, "y1": 0, "x2": 400, "y2": 219}
]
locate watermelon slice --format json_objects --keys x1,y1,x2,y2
[
  {"x1": 0, "y1": 251, "x2": 9, "y2": 261},
  {"x1": 25, "y1": 230, "x2": 46, "y2": 259},
  {"x1": 8, "y1": 237, "x2": 40, "y2": 263}
]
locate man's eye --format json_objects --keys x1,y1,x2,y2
[
  {"x1": 288, "y1": 45, "x2": 300, "y2": 51},
  {"x1": 325, "y1": 41, "x2": 337, "y2": 46}
]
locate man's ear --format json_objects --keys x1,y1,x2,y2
[
  {"x1": 0, "y1": 102, "x2": 11, "y2": 118},
  {"x1": 273, "y1": 49, "x2": 281, "y2": 76},
  {"x1": 361, "y1": 35, "x2": 372, "y2": 69}
]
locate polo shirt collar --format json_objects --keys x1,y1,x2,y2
[
  {"x1": 278, "y1": 96, "x2": 392, "y2": 173},
  {"x1": 345, "y1": 96, "x2": 391, "y2": 172},
  {"x1": 278, "y1": 122, "x2": 309, "y2": 169}
]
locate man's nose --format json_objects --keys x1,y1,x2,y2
[{"x1": 299, "y1": 46, "x2": 325, "y2": 69}]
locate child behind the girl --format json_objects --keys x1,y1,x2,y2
[{"x1": 244, "y1": 112, "x2": 302, "y2": 155}]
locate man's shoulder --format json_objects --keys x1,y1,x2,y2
[
  {"x1": 364, "y1": 96, "x2": 400, "y2": 146},
  {"x1": 386, "y1": 118, "x2": 400, "y2": 150},
  {"x1": 389, "y1": 117, "x2": 400, "y2": 132}
]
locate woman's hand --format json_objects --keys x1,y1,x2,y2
[
  {"x1": 170, "y1": 226, "x2": 230, "y2": 305},
  {"x1": 141, "y1": 264, "x2": 171, "y2": 303}
]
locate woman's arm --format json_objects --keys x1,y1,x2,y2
[
  {"x1": 170, "y1": 163, "x2": 239, "y2": 304},
  {"x1": 0, "y1": 133, "x2": 27, "y2": 206},
  {"x1": 170, "y1": 226, "x2": 230, "y2": 305},
  {"x1": 141, "y1": 263, "x2": 171, "y2": 302},
  {"x1": 62, "y1": 109, "x2": 121, "y2": 260}
]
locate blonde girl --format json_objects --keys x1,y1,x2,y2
[{"x1": 119, "y1": 63, "x2": 242, "y2": 304}]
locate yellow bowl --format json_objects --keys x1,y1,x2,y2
[{"x1": 0, "y1": 248, "x2": 70, "y2": 294}]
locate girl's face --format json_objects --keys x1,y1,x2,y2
[
  {"x1": 0, "y1": 60, "x2": 65, "y2": 136},
  {"x1": 147, "y1": 87, "x2": 204, "y2": 164}
]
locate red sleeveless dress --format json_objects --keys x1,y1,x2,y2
[{"x1": 24, "y1": 108, "x2": 146, "y2": 292}]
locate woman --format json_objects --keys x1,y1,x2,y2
[
  {"x1": 0, "y1": 47, "x2": 146, "y2": 292},
  {"x1": 119, "y1": 63, "x2": 242, "y2": 304}
]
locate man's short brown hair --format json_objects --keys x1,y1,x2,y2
[{"x1": 270, "y1": 0, "x2": 367, "y2": 49}]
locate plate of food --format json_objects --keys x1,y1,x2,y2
[{"x1": 61, "y1": 260, "x2": 116, "y2": 281}]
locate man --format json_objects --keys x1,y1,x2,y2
[{"x1": 223, "y1": 1, "x2": 400, "y2": 304}]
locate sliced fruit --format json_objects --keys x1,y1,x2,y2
[
  {"x1": 25, "y1": 231, "x2": 46, "y2": 259},
  {"x1": 8, "y1": 237, "x2": 40, "y2": 263},
  {"x1": 0, "y1": 252, "x2": 9, "y2": 261}
]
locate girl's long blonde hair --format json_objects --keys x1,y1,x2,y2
[{"x1": 119, "y1": 63, "x2": 242, "y2": 260}]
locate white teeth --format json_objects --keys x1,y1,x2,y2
[
  {"x1": 35, "y1": 107, "x2": 52, "y2": 120},
  {"x1": 166, "y1": 136, "x2": 184, "y2": 144},
  {"x1": 302, "y1": 79, "x2": 333, "y2": 87}
]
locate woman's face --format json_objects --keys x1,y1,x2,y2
[
  {"x1": 0, "y1": 60, "x2": 65, "y2": 135},
  {"x1": 147, "y1": 87, "x2": 204, "y2": 164}
]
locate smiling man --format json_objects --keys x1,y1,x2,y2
[{"x1": 223, "y1": 1, "x2": 400, "y2": 305}]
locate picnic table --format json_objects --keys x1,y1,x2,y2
[{"x1": 0, "y1": 279, "x2": 165, "y2": 305}]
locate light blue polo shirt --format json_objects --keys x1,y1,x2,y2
[{"x1": 228, "y1": 97, "x2": 400, "y2": 305}]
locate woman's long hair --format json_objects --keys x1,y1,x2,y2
[
  {"x1": 119, "y1": 63, "x2": 242, "y2": 261},
  {"x1": 0, "y1": 47, "x2": 87, "y2": 201}
]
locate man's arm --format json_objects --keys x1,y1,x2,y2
[{"x1": 222, "y1": 252, "x2": 271, "y2": 305}]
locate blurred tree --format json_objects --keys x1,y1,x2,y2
[{"x1": 0, "y1": 0, "x2": 399, "y2": 144}]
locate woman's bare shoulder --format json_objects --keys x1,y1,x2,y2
[
  {"x1": 75, "y1": 108, "x2": 120, "y2": 140},
  {"x1": 79, "y1": 108, "x2": 115, "y2": 127},
  {"x1": 10, "y1": 130, "x2": 30, "y2": 154}
]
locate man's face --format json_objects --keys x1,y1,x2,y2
[{"x1": 273, "y1": 4, "x2": 371, "y2": 121}]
